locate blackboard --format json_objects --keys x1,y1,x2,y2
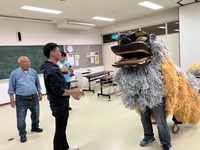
[{"x1": 0, "y1": 45, "x2": 63, "y2": 79}]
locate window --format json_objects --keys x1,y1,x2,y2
[
  {"x1": 141, "y1": 23, "x2": 166, "y2": 36},
  {"x1": 102, "y1": 20, "x2": 179, "y2": 43},
  {"x1": 167, "y1": 21, "x2": 179, "y2": 34},
  {"x1": 103, "y1": 33, "x2": 118, "y2": 43},
  {"x1": 119, "y1": 29, "x2": 139, "y2": 35}
]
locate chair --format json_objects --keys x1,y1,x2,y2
[{"x1": 107, "y1": 81, "x2": 118, "y2": 95}]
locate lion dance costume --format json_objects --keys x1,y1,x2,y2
[{"x1": 111, "y1": 31, "x2": 200, "y2": 125}]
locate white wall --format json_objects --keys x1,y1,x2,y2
[
  {"x1": 102, "y1": 42, "x2": 117, "y2": 71},
  {"x1": 158, "y1": 34, "x2": 180, "y2": 65},
  {"x1": 179, "y1": 3, "x2": 200, "y2": 70},
  {"x1": 0, "y1": 18, "x2": 102, "y2": 105},
  {"x1": 0, "y1": 19, "x2": 102, "y2": 45}
]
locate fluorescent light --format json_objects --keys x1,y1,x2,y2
[
  {"x1": 157, "y1": 26, "x2": 166, "y2": 29},
  {"x1": 174, "y1": 29, "x2": 179, "y2": 32},
  {"x1": 56, "y1": 20, "x2": 95, "y2": 30},
  {"x1": 138, "y1": 1, "x2": 163, "y2": 10},
  {"x1": 67, "y1": 21, "x2": 95, "y2": 26},
  {"x1": 20, "y1": 5, "x2": 63, "y2": 14},
  {"x1": 91, "y1": 16, "x2": 115, "y2": 21}
]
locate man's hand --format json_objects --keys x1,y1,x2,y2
[
  {"x1": 38, "y1": 93, "x2": 43, "y2": 101},
  {"x1": 71, "y1": 89, "x2": 85, "y2": 100},
  {"x1": 10, "y1": 100, "x2": 16, "y2": 108},
  {"x1": 9, "y1": 94, "x2": 15, "y2": 108}
]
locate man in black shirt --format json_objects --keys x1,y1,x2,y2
[{"x1": 40, "y1": 43, "x2": 84, "y2": 150}]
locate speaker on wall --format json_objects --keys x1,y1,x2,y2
[{"x1": 17, "y1": 32, "x2": 22, "y2": 41}]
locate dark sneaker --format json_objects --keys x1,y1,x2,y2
[
  {"x1": 163, "y1": 145, "x2": 171, "y2": 150},
  {"x1": 20, "y1": 135, "x2": 27, "y2": 143},
  {"x1": 69, "y1": 107, "x2": 72, "y2": 110},
  {"x1": 31, "y1": 128, "x2": 43, "y2": 133},
  {"x1": 140, "y1": 138, "x2": 155, "y2": 147}
]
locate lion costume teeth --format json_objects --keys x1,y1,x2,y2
[{"x1": 112, "y1": 31, "x2": 200, "y2": 125}]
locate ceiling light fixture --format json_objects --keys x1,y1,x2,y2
[
  {"x1": 157, "y1": 26, "x2": 166, "y2": 29},
  {"x1": 138, "y1": 1, "x2": 163, "y2": 10},
  {"x1": 20, "y1": 5, "x2": 63, "y2": 14},
  {"x1": 56, "y1": 20, "x2": 95, "y2": 30},
  {"x1": 174, "y1": 29, "x2": 179, "y2": 32},
  {"x1": 67, "y1": 20, "x2": 95, "y2": 26},
  {"x1": 91, "y1": 16, "x2": 115, "y2": 21}
]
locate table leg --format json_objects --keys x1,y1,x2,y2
[{"x1": 82, "y1": 78, "x2": 95, "y2": 93}]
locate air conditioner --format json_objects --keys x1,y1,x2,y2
[{"x1": 56, "y1": 20, "x2": 95, "y2": 30}]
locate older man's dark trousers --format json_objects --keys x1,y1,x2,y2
[{"x1": 16, "y1": 94, "x2": 39, "y2": 136}]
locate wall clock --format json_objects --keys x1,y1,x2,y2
[{"x1": 67, "y1": 45, "x2": 73, "y2": 53}]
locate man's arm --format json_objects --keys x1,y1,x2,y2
[
  {"x1": 62, "y1": 89, "x2": 84, "y2": 100},
  {"x1": 68, "y1": 66, "x2": 74, "y2": 77},
  {"x1": 8, "y1": 72, "x2": 16, "y2": 108},
  {"x1": 32, "y1": 69, "x2": 43, "y2": 101}
]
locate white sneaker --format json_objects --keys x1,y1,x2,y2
[{"x1": 68, "y1": 146, "x2": 79, "y2": 150}]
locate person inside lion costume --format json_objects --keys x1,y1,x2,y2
[{"x1": 111, "y1": 31, "x2": 200, "y2": 150}]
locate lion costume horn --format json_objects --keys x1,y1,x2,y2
[{"x1": 111, "y1": 31, "x2": 200, "y2": 125}]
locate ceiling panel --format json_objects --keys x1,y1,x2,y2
[{"x1": 0, "y1": 0, "x2": 197, "y2": 28}]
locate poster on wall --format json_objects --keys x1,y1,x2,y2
[
  {"x1": 90, "y1": 57, "x2": 94, "y2": 63},
  {"x1": 74, "y1": 51, "x2": 80, "y2": 66},
  {"x1": 74, "y1": 51, "x2": 80, "y2": 59},
  {"x1": 94, "y1": 52, "x2": 99, "y2": 64},
  {"x1": 89, "y1": 52, "x2": 95, "y2": 64},
  {"x1": 75, "y1": 59, "x2": 79, "y2": 66},
  {"x1": 90, "y1": 52, "x2": 99, "y2": 64},
  {"x1": 67, "y1": 53, "x2": 75, "y2": 66}
]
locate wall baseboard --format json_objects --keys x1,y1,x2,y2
[{"x1": 0, "y1": 102, "x2": 10, "y2": 106}]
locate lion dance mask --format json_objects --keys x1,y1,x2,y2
[{"x1": 111, "y1": 31, "x2": 200, "y2": 125}]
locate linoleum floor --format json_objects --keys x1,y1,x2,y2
[{"x1": 0, "y1": 87, "x2": 200, "y2": 150}]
